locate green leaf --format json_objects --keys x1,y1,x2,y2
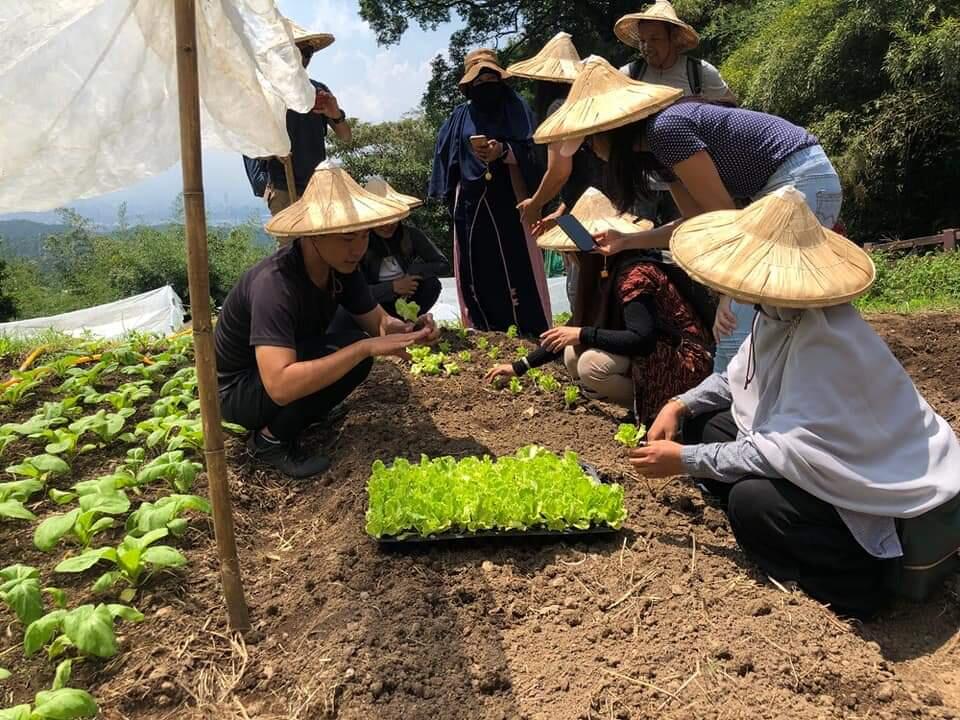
[
  {"x1": 28, "y1": 455, "x2": 70, "y2": 476},
  {"x1": 33, "y1": 510, "x2": 81, "y2": 552},
  {"x1": 54, "y1": 547, "x2": 116, "y2": 574},
  {"x1": 395, "y1": 298, "x2": 421, "y2": 323},
  {"x1": 91, "y1": 571, "x2": 121, "y2": 594},
  {"x1": 31, "y1": 688, "x2": 98, "y2": 719},
  {"x1": 0, "y1": 668, "x2": 10, "y2": 681},
  {"x1": 118, "y1": 588, "x2": 136, "y2": 604},
  {"x1": 61, "y1": 604, "x2": 118, "y2": 658},
  {"x1": 0, "y1": 500, "x2": 36, "y2": 522},
  {"x1": 0, "y1": 705, "x2": 31, "y2": 720},
  {"x1": 1, "y1": 572, "x2": 43, "y2": 625},
  {"x1": 614, "y1": 423, "x2": 647, "y2": 448},
  {"x1": 4, "y1": 463, "x2": 39, "y2": 479},
  {"x1": 23, "y1": 610, "x2": 66, "y2": 657},
  {"x1": 43, "y1": 588, "x2": 68, "y2": 609},
  {"x1": 141, "y1": 546, "x2": 187, "y2": 570},
  {"x1": 48, "y1": 490, "x2": 77, "y2": 506},
  {"x1": 46, "y1": 634, "x2": 74, "y2": 661},
  {"x1": 52, "y1": 659, "x2": 72, "y2": 691},
  {"x1": 106, "y1": 604, "x2": 144, "y2": 623}
]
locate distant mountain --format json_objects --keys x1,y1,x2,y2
[{"x1": 0, "y1": 220, "x2": 69, "y2": 258}]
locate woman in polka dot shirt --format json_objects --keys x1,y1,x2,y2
[{"x1": 590, "y1": 100, "x2": 843, "y2": 372}]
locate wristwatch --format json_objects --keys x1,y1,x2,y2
[{"x1": 329, "y1": 109, "x2": 346, "y2": 125}]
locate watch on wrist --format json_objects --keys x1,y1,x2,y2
[{"x1": 330, "y1": 109, "x2": 346, "y2": 124}]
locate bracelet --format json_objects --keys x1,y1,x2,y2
[{"x1": 329, "y1": 109, "x2": 346, "y2": 125}]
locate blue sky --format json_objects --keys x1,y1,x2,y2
[{"x1": 3, "y1": 0, "x2": 460, "y2": 226}]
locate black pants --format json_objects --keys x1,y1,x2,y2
[
  {"x1": 684, "y1": 410, "x2": 891, "y2": 618},
  {"x1": 382, "y1": 276, "x2": 442, "y2": 321},
  {"x1": 219, "y1": 332, "x2": 372, "y2": 442}
]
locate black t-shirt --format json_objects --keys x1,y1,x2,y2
[
  {"x1": 267, "y1": 79, "x2": 331, "y2": 194},
  {"x1": 215, "y1": 240, "x2": 376, "y2": 387}
]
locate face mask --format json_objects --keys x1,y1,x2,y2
[{"x1": 470, "y1": 82, "x2": 503, "y2": 112}]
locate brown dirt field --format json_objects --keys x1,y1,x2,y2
[{"x1": 1, "y1": 312, "x2": 959, "y2": 720}]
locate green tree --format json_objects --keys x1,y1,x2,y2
[
  {"x1": 0, "y1": 246, "x2": 18, "y2": 321},
  {"x1": 327, "y1": 114, "x2": 453, "y2": 257}
]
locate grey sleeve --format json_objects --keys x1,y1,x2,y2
[
  {"x1": 676, "y1": 372, "x2": 732, "y2": 416},
  {"x1": 680, "y1": 437, "x2": 781, "y2": 483},
  {"x1": 698, "y1": 60, "x2": 734, "y2": 102}
]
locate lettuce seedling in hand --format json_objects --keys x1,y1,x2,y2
[
  {"x1": 614, "y1": 423, "x2": 647, "y2": 448},
  {"x1": 395, "y1": 299, "x2": 421, "y2": 323}
]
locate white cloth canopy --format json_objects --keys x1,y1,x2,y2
[{"x1": 0, "y1": 0, "x2": 315, "y2": 213}]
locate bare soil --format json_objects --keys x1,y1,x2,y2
[{"x1": 1, "y1": 312, "x2": 959, "y2": 720}]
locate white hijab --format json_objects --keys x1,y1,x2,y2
[{"x1": 727, "y1": 304, "x2": 960, "y2": 518}]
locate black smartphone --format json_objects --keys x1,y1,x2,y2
[{"x1": 556, "y1": 215, "x2": 597, "y2": 252}]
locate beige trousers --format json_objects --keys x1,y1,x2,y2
[{"x1": 563, "y1": 346, "x2": 634, "y2": 409}]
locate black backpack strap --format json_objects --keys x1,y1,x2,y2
[
  {"x1": 686, "y1": 56, "x2": 703, "y2": 96},
  {"x1": 628, "y1": 58, "x2": 647, "y2": 81}
]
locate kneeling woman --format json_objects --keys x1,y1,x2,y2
[
  {"x1": 216, "y1": 163, "x2": 439, "y2": 479},
  {"x1": 360, "y1": 176, "x2": 450, "y2": 320},
  {"x1": 632, "y1": 188, "x2": 960, "y2": 617},
  {"x1": 485, "y1": 188, "x2": 712, "y2": 423}
]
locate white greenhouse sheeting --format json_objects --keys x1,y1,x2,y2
[
  {"x1": 0, "y1": 286, "x2": 184, "y2": 340},
  {"x1": 0, "y1": 1, "x2": 315, "y2": 213},
  {"x1": 434, "y1": 276, "x2": 570, "y2": 325}
]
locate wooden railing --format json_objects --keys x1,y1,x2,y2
[{"x1": 865, "y1": 228, "x2": 958, "y2": 253}]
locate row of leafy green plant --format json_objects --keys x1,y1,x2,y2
[{"x1": 0, "y1": 332, "x2": 217, "y2": 718}]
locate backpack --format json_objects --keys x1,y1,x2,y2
[{"x1": 627, "y1": 56, "x2": 703, "y2": 96}]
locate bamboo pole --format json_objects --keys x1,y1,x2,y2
[
  {"x1": 282, "y1": 155, "x2": 298, "y2": 203},
  {"x1": 173, "y1": 0, "x2": 250, "y2": 632}
]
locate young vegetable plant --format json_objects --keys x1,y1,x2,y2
[
  {"x1": 506, "y1": 325, "x2": 518, "y2": 339},
  {"x1": 33, "y1": 429, "x2": 97, "y2": 460},
  {"x1": 33, "y1": 484, "x2": 131, "y2": 552},
  {"x1": 6, "y1": 455, "x2": 70, "y2": 486},
  {"x1": 536, "y1": 373, "x2": 561, "y2": 394},
  {"x1": 0, "y1": 659, "x2": 98, "y2": 720},
  {"x1": 136, "y1": 451, "x2": 202, "y2": 493},
  {"x1": 1, "y1": 370, "x2": 46, "y2": 408},
  {"x1": 0, "y1": 480, "x2": 44, "y2": 522},
  {"x1": 437, "y1": 340, "x2": 452, "y2": 354},
  {"x1": 395, "y1": 298, "x2": 420, "y2": 323},
  {"x1": 614, "y1": 423, "x2": 647, "y2": 448},
  {"x1": 457, "y1": 350, "x2": 472, "y2": 363},
  {"x1": 487, "y1": 345, "x2": 501, "y2": 360},
  {"x1": 508, "y1": 377, "x2": 523, "y2": 395},
  {"x1": 476, "y1": 337, "x2": 489, "y2": 351},
  {"x1": 89, "y1": 381, "x2": 153, "y2": 412},
  {"x1": 0, "y1": 565, "x2": 67, "y2": 627},
  {"x1": 443, "y1": 362, "x2": 461, "y2": 377},
  {"x1": 68, "y1": 409, "x2": 135, "y2": 444},
  {"x1": 159, "y1": 367, "x2": 197, "y2": 398},
  {"x1": 24, "y1": 603, "x2": 143, "y2": 660},
  {"x1": 563, "y1": 385, "x2": 581, "y2": 409},
  {"x1": 54, "y1": 528, "x2": 187, "y2": 600},
  {"x1": 515, "y1": 346, "x2": 529, "y2": 359},
  {"x1": 125, "y1": 495, "x2": 211, "y2": 538}
]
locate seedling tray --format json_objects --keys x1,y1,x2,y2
[{"x1": 375, "y1": 462, "x2": 621, "y2": 545}]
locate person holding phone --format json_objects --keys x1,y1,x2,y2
[
  {"x1": 359, "y1": 177, "x2": 450, "y2": 320},
  {"x1": 216, "y1": 163, "x2": 439, "y2": 479},
  {"x1": 241, "y1": 19, "x2": 352, "y2": 227},
  {"x1": 485, "y1": 188, "x2": 712, "y2": 422},
  {"x1": 429, "y1": 49, "x2": 551, "y2": 336}
]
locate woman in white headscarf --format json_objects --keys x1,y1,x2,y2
[{"x1": 629, "y1": 187, "x2": 960, "y2": 617}]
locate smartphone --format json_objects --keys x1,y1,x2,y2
[
  {"x1": 556, "y1": 215, "x2": 598, "y2": 252},
  {"x1": 469, "y1": 134, "x2": 489, "y2": 149}
]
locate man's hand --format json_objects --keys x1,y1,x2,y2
[
  {"x1": 647, "y1": 400, "x2": 686, "y2": 441},
  {"x1": 484, "y1": 363, "x2": 517, "y2": 383},
  {"x1": 362, "y1": 328, "x2": 431, "y2": 360},
  {"x1": 392, "y1": 275, "x2": 420, "y2": 297},
  {"x1": 314, "y1": 89, "x2": 341, "y2": 118},
  {"x1": 628, "y1": 440, "x2": 685, "y2": 478},
  {"x1": 413, "y1": 313, "x2": 441, "y2": 344},
  {"x1": 539, "y1": 326, "x2": 581, "y2": 353}
]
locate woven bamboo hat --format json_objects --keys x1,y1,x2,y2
[
  {"x1": 364, "y1": 176, "x2": 424, "y2": 209},
  {"x1": 459, "y1": 49, "x2": 510, "y2": 90},
  {"x1": 614, "y1": 1, "x2": 699, "y2": 53},
  {"x1": 286, "y1": 19, "x2": 336, "y2": 52},
  {"x1": 266, "y1": 161, "x2": 410, "y2": 238},
  {"x1": 670, "y1": 186, "x2": 875, "y2": 308},
  {"x1": 506, "y1": 32, "x2": 582, "y2": 84},
  {"x1": 533, "y1": 56, "x2": 682, "y2": 144},
  {"x1": 537, "y1": 187, "x2": 653, "y2": 251}
]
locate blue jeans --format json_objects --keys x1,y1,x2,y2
[{"x1": 713, "y1": 145, "x2": 843, "y2": 373}]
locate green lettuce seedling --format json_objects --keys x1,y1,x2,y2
[
  {"x1": 515, "y1": 346, "x2": 529, "y2": 359},
  {"x1": 24, "y1": 603, "x2": 143, "y2": 660},
  {"x1": 506, "y1": 325, "x2": 518, "y2": 339},
  {"x1": 476, "y1": 337, "x2": 489, "y2": 351},
  {"x1": 125, "y1": 495, "x2": 211, "y2": 538},
  {"x1": 0, "y1": 565, "x2": 66, "y2": 627},
  {"x1": 395, "y1": 298, "x2": 420, "y2": 323},
  {"x1": 0, "y1": 659, "x2": 98, "y2": 719},
  {"x1": 438, "y1": 340, "x2": 451, "y2": 354},
  {"x1": 487, "y1": 346, "x2": 501, "y2": 360},
  {"x1": 563, "y1": 385, "x2": 581, "y2": 409},
  {"x1": 508, "y1": 377, "x2": 523, "y2": 395},
  {"x1": 536, "y1": 373, "x2": 560, "y2": 393},
  {"x1": 0, "y1": 480, "x2": 44, "y2": 522},
  {"x1": 136, "y1": 451, "x2": 202, "y2": 493},
  {"x1": 34, "y1": 484, "x2": 131, "y2": 552},
  {"x1": 614, "y1": 423, "x2": 647, "y2": 448},
  {"x1": 457, "y1": 350, "x2": 472, "y2": 363}
]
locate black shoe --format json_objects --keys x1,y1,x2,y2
[{"x1": 246, "y1": 433, "x2": 330, "y2": 479}]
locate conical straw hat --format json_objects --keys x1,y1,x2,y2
[
  {"x1": 266, "y1": 161, "x2": 410, "y2": 238},
  {"x1": 286, "y1": 19, "x2": 336, "y2": 52},
  {"x1": 364, "y1": 176, "x2": 424, "y2": 209},
  {"x1": 670, "y1": 186, "x2": 875, "y2": 308},
  {"x1": 615, "y1": 1, "x2": 699, "y2": 52},
  {"x1": 533, "y1": 56, "x2": 682, "y2": 144},
  {"x1": 537, "y1": 187, "x2": 653, "y2": 251},
  {"x1": 459, "y1": 49, "x2": 510, "y2": 89},
  {"x1": 506, "y1": 32, "x2": 582, "y2": 84}
]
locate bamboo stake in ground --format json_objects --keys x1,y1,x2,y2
[
  {"x1": 174, "y1": 0, "x2": 250, "y2": 632},
  {"x1": 282, "y1": 155, "x2": 298, "y2": 203}
]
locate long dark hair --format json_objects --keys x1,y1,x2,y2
[
  {"x1": 533, "y1": 80, "x2": 570, "y2": 123},
  {"x1": 603, "y1": 118, "x2": 665, "y2": 214}
]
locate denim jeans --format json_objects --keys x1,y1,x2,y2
[{"x1": 713, "y1": 145, "x2": 843, "y2": 373}]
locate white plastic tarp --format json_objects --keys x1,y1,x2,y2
[
  {"x1": 0, "y1": 286, "x2": 184, "y2": 340},
  {"x1": 433, "y1": 276, "x2": 570, "y2": 324},
  {"x1": 0, "y1": 0, "x2": 315, "y2": 213}
]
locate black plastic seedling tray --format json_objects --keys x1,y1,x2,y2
[{"x1": 375, "y1": 462, "x2": 621, "y2": 545}]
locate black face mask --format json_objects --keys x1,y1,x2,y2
[{"x1": 470, "y1": 82, "x2": 504, "y2": 112}]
